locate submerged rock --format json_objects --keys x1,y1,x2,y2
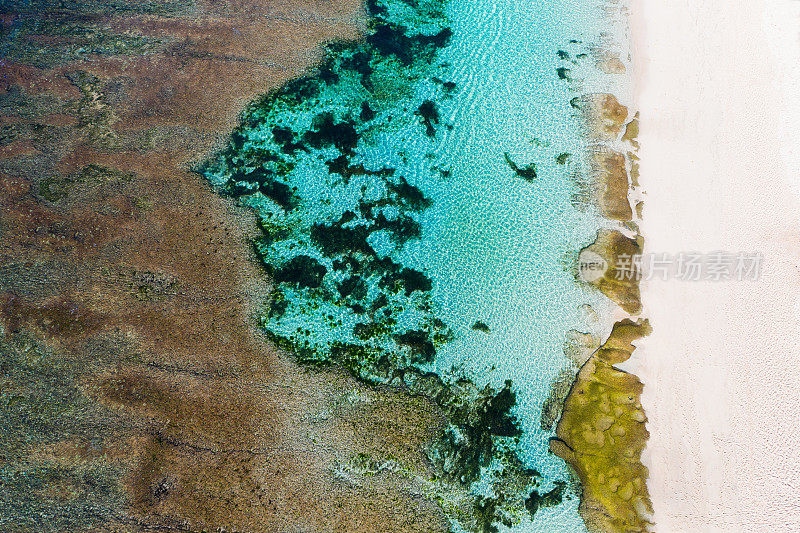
[
  {"x1": 274, "y1": 255, "x2": 328, "y2": 288},
  {"x1": 504, "y1": 152, "x2": 538, "y2": 182},
  {"x1": 416, "y1": 99, "x2": 441, "y2": 137},
  {"x1": 471, "y1": 320, "x2": 491, "y2": 333}
]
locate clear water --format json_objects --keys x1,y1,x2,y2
[
  {"x1": 202, "y1": 0, "x2": 626, "y2": 529},
  {"x1": 394, "y1": 0, "x2": 616, "y2": 530}
]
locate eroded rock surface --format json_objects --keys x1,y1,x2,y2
[
  {"x1": 580, "y1": 229, "x2": 642, "y2": 314},
  {"x1": 556, "y1": 40, "x2": 652, "y2": 533},
  {"x1": 589, "y1": 147, "x2": 633, "y2": 222},
  {"x1": 551, "y1": 319, "x2": 653, "y2": 533}
]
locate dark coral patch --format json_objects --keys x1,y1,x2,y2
[
  {"x1": 416, "y1": 99, "x2": 440, "y2": 137},
  {"x1": 379, "y1": 265, "x2": 432, "y2": 296},
  {"x1": 504, "y1": 152, "x2": 537, "y2": 182},
  {"x1": 310, "y1": 223, "x2": 374, "y2": 257},
  {"x1": 394, "y1": 329, "x2": 436, "y2": 363},
  {"x1": 374, "y1": 212, "x2": 422, "y2": 243},
  {"x1": 367, "y1": 24, "x2": 453, "y2": 65},
  {"x1": 360, "y1": 101, "x2": 376, "y2": 121},
  {"x1": 388, "y1": 176, "x2": 432, "y2": 210},
  {"x1": 303, "y1": 112, "x2": 360, "y2": 154},
  {"x1": 525, "y1": 481, "x2": 566, "y2": 515},
  {"x1": 274, "y1": 255, "x2": 327, "y2": 288},
  {"x1": 337, "y1": 276, "x2": 367, "y2": 300},
  {"x1": 471, "y1": 321, "x2": 490, "y2": 333}
]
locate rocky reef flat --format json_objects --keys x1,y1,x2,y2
[{"x1": 0, "y1": 1, "x2": 469, "y2": 531}]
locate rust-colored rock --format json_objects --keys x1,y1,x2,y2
[
  {"x1": 589, "y1": 147, "x2": 633, "y2": 221},
  {"x1": 595, "y1": 57, "x2": 626, "y2": 75},
  {"x1": 622, "y1": 116, "x2": 640, "y2": 150},
  {"x1": 579, "y1": 229, "x2": 642, "y2": 314},
  {"x1": 579, "y1": 93, "x2": 629, "y2": 142}
]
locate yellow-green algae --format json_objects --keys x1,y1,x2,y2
[{"x1": 550, "y1": 319, "x2": 653, "y2": 532}]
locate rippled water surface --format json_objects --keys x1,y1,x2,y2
[
  {"x1": 203, "y1": 0, "x2": 621, "y2": 529},
  {"x1": 412, "y1": 0, "x2": 611, "y2": 529}
]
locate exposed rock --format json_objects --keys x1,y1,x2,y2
[
  {"x1": 579, "y1": 229, "x2": 642, "y2": 314},
  {"x1": 589, "y1": 147, "x2": 633, "y2": 221},
  {"x1": 551, "y1": 318, "x2": 653, "y2": 533},
  {"x1": 578, "y1": 93, "x2": 629, "y2": 142},
  {"x1": 558, "y1": 36, "x2": 650, "y2": 533},
  {"x1": 622, "y1": 115, "x2": 640, "y2": 150}
]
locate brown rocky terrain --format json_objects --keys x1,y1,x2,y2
[
  {"x1": 579, "y1": 228, "x2": 643, "y2": 315},
  {"x1": 0, "y1": 1, "x2": 452, "y2": 531},
  {"x1": 574, "y1": 93, "x2": 635, "y2": 223}
]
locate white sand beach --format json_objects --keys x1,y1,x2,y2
[{"x1": 632, "y1": 0, "x2": 800, "y2": 531}]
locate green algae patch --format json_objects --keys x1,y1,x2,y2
[
  {"x1": 551, "y1": 319, "x2": 653, "y2": 532},
  {"x1": 37, "y1": 177, "x2": 74, "y2": 202}
]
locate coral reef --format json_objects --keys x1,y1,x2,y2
[{"x1": 199, "y1": 0, "x2": 460, "y2": 384}]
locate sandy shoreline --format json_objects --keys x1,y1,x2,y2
[
  {"x1": 549, "y1": 0, "x2": 655, "y2": 525},
  {"x1": 633, "y1": 0, "x2": 800, "y2": 530}
]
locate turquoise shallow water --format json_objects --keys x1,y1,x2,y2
[
  {"x1": 202, "y1": 0, "x2": 621, "y2": 529},
  {"x1": 395, "y1": 0, "x2": 610, "y2": 530},
  {"x1": 420, "y1": 0, "x2": 616, "y2": 531}
]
